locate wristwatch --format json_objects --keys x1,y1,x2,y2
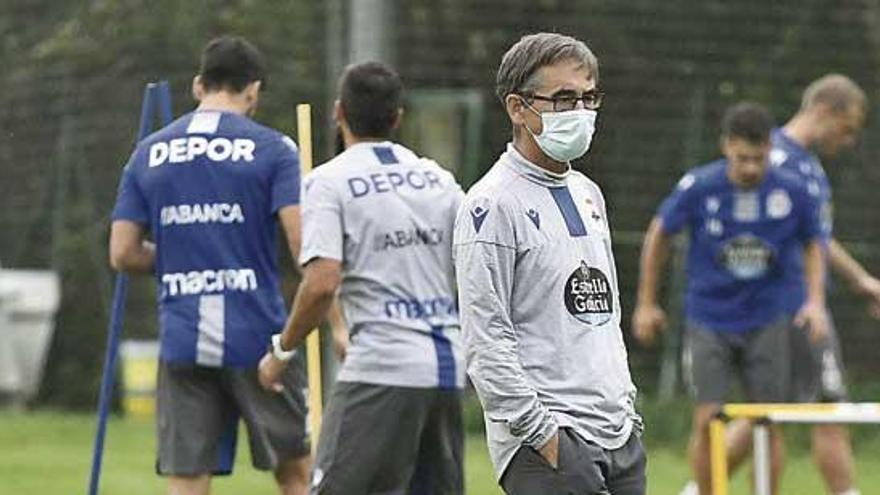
[{"x1": 271, "y1": 333, "x2": 296, "y2": 362}]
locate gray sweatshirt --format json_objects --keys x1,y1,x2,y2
[{"x1": 453, "y1": 144, "x2": 641, "y2": 478}]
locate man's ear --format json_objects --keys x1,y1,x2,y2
[
  {"x1": 334, "y1": 100, "x2": 353, "y2": 137},
  {"x1": 390, "y1": 107, "x2": 404, "y2": 131},
  {"x1": 333, "y1": 99, "x2": 344, "y2": 126},
  {"x1": 245, "y1": 80, "x2": 262, "y2": 101},
  {"x1": 719, "y1": 135, "x2": 731, "y2": 155},
  {"x1": 192, "y1": 75, "x2": 204, "y2": 101},
  {"x1": 505, "y1": 94, "x2": 527, "y2": 126}
]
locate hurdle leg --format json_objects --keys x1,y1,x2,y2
[
  {"x1": 752, "y1": 421, "x2": 773, "y2": 495},
  {"x1": 710, "y1": 417, "x2": 729, "y2": 495}
]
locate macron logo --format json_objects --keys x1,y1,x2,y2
[
  {"x1": 161, "y1": 268, "x2": 257, "y2": 297},
  {"x1": 526, "y1": 208, "x2": 540, "y2": 229},
  {"x1": 471, "y1": 205, "x2": 489, "y2": 233}
]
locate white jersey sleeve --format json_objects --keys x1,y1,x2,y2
[{"x1": 300, "y1": 172, "x2": 344, "y2": 264}]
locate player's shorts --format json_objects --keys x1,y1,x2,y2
[
  {"x1": 156, "y1": 359, "x2": 310, "y2": 476},
  {"x1": 310, "y1": 381, "x2": 463, "y2": 495},
  {"x1": 683, "y1": 318, "x2": 790, "y2": 404},
  {"x1": 789, "y1": 315, "x2": 848, "y2": 402}
]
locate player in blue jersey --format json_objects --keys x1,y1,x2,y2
[
  {"x1": 633, "y1": 102, "x2": 829, "y2": 495},
  {"x1": 109, "y1": 37, "x2": 311, "y2": 495},
  {"x1": 258, "y1": 62, "x2": 465, "y2": 494},
  {"x1": 714, "y1": 75, "x2": 878, "y2": 495}
]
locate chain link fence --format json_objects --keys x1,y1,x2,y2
[{"x1": 2, "y1": 0, "x2": 879, "y2": 407}]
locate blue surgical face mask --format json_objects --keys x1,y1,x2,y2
[{"x1": 523, "y1": 102, "x2": 598, "y2": 162}]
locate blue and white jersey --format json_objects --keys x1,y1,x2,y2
[
  {"x1": 300, "y1": 141, "x2": 465, "y2": 389},
  {"x1": 771, "y1": 128, "x2": 832, "y2": 238},
  {"x1": 112, "y1": 110, "x2": 300, "y2": 367},
  {"x1": 771, "y1": 127, "x2": 833, "y2": 314},
  {"x1": 657, "y1": 159, "x2": 822, "y2": 332}
]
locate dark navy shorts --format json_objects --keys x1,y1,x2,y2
[
  {"x1": 683, "y1": 318, "x2": 790, "y2": 404},
  {"x1": 501, "y1": 428, "x2": 646, "y2": 495},
  {"x1": 789, "y1": 316, "x2": 848, "y2": 402},
  {"x1": 310, "y1": 381, "x2": 463, "y2": 494},
  {"x1": 156, "y1": 359, "x2": 309, "y2": 476}
]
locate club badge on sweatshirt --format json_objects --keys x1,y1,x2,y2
[{"x1": 564, "y1": 260, "x2": 613, "y2": 326}]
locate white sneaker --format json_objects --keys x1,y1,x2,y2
[{"x1": 678, "y1": 480, "x2": 698, "y2": 495}]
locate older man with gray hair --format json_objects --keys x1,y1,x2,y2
[{"x1": 453, "y1": 32, "x2": 645, "y2": 494}]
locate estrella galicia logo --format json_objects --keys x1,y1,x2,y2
[
  {"x1": 564, "y1": 260, "x2": 613, "y2": 326},
  {"x1": 470, "y1": 197, "x2": 490, "y2": 233},
  {"x1": 718, "y1": 234, "x2": 774, "y2": 279},
  {"x1": 526, "y1": 208, "x2": 540, "y2": 229}
]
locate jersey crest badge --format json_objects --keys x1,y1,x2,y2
[{"x1": 766, "y1": 189, "x2": 792, "y2": 219}]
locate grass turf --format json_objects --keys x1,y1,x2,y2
[{"x1": 2, "y1": 410, "x2": 880, "y2": 494}]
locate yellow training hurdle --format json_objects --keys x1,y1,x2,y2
[{"x1": 710, "y1": 402, "x2": 880, "y2": 495}]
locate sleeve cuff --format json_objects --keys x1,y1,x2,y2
[
  {"x1": 656, "y1": 216, "x2": 678, "y2": 235},
  {"x1": 110, "y1": 214, "x2": 149, "y2": 226},
  {"x1": 523, "y1": 413, "x2": 559, "y2": 450},
  {"x1": 299, "y1": 249, "x2": 343, "y2": 267},
  {"x1": 272, "y1": 199, "x2": 300, "y2": 214},
  {"x1": 512, "y1": 403, "x2": 559, "y2": 449}
]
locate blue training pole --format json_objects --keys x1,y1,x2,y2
[
  {"x1": 156, "y1": 81, "x2": 173, "y2": 125},
  {"x1": 87, "y1": 81, "x2": 171, "y2": 495}
]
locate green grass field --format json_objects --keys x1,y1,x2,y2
[{"x1": 2, "y1": 410, "x2": 880, "y2": 494}]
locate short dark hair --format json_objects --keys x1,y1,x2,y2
[
  {"x1": 199, "y1": 36, "x2": 266, "y2": 93},
  {"x1": 339, "y1": 62, "x2": 403, "y2": 138},
  {"x1": 721, "y1": 101, "x2": 773, "y2": 143},
  {"x1": 496, "y1": 32, "x2": 598, "y2": 102}
]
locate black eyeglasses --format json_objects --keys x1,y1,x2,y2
[{"x1": 520, "y1": 90, "x2": 604, "y2": 111}]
